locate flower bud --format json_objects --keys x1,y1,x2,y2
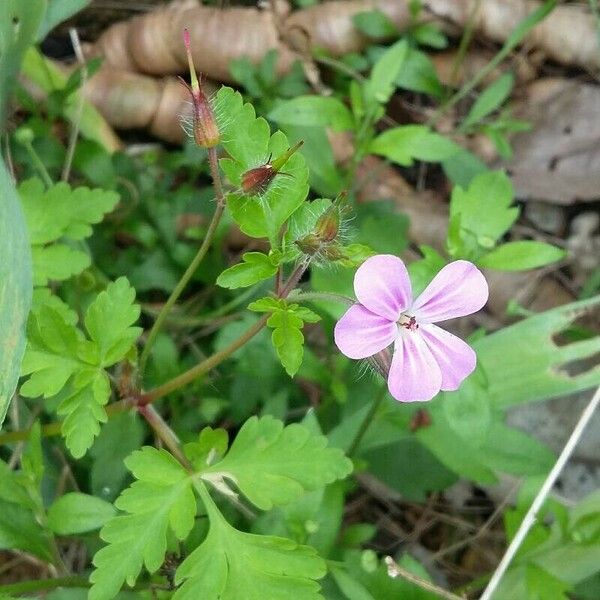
[
  {"x1": 180, "y1": 29, "x2": 220, "y2": 148},
  {"x1": 241, "y1": 140, "x2": 303, "y2": 195}
]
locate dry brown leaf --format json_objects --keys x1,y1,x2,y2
[{"x1": 504, "y1": 78, "x2": 600, "y2": 204}]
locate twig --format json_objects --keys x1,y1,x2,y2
[
  {"x1": 62, "y1": 28, "x2": 86, "y2": 182},
  {"x1": 385, "y1": 556, "x2": 464, "y2": 600},
  {"x1": 480, "y1": 383, "x2": 600, "y2": 600}
]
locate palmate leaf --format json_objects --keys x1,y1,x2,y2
[
  {"x1": 20, "y1": 278, "x2": 140, "y2": 456},
  {"x1": 89, "y1": 448, "x2": 196, "y2": 600},
  {"x1": 215, "y1": 87, "x2": 309, "y2": 242},
  {"x1": 174, "y1": 483, "x2": 326, "y2": 600},
  {"x1": 201, "y1": 416, "x2": 353, "y2": 510},
  {"x1": 18, "y1": 178, "x2": 119, "y2": 285}
]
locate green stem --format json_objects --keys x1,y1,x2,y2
[
  {"x1": 288, "y1": 291, "x2": 354, "y2": 306},
  {"x1": 24, "y1": 140, "x2": 53, "y2": 188},
  {"x1": 137, "y1": 404, "x2": 189, "y2": 466},
  {"x1": 139, "y1": 314, "x2": 269, "y2": 405},
  {"x1": 347, "y1": 385, "x2": 388, "y2": 457},
  {"x1": 139, "y1": 147, "x2": 225, "y2": 374}
]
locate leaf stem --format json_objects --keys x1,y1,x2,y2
[
  {"x1": 139, "y1": 146, "x2": 225, "y2": 374},
  {"x1": 137, "y1": 404, "x2": 189, "y2": 466},
  {"x1": 347, "y1": 385, "x2": 388, "y2": 457},
  {"x1": 480, "y1": 383, "x2": 600, "y2": 600},
  {"x1": 23, "y1": 140, "x2": 53, "y2": 188}
]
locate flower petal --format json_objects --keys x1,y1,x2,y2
[
  {"x1": 354, "y1": 254, "x2": 412, "y2": 321},
  {"x1": 411, "y1": 260, "x2": 488, "y2": 323},
  {"x1": 419, "y1": 324, "x2": 476, "y2": 391},
  {"x1": 387, "y1": 331, "x2": 442, "y2": 402},
  {"x1": 334, "y1": 304, "x2": 397, "y2": 359}
]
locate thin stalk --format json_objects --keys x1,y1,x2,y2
[
  {"x1": 347, "y1": 385, "x2": 388, "y2": 457},
  {"x1": 480, "y1": 383, "x2": 600, "y2": 600},
  {"x1": 385, "y1": 556, "x2": 464, "y2": 600},
  {"x1": 139, "y1": 147, "x2": 225, "y2": 373},
  {"x1": 137, "y1": 404, "x2": 189, "y2": 466},
  {"x1": 23, "y1": 140, "x2": 53, "y2": 188},
  {"x1": 139, "y1": 314, "x2": 269, "y2": 405},
  {"x1": 0, "y1": 577, "x2": 92, "y2": 594},
  {"x1": 61, "y1": 28, "x2": 86, "y2": 182}
]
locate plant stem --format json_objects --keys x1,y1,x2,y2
[
  {"x1": 139, "y1": 146, "x2": 225, "y2": 374},
  {"x1": 1, "y1": 264, "x2": 310, "y2": 446},
  {"x1": 480, "y1": 383, "x2": 600, "y2": 600},
  {"x1": 287, "y1": 291, "x2": 354, "y2": 306},
  {"x1": 23, "y1": 140, "x2": 53, "y2": 188},
  {"x1": 137, "y1": 404, "x2": 189, "y2": 465},
  {"x1": 139, "y1": 314, "x2": 269, "y2": 405},
  {"x1": 385, "y1": 556, "x2": 464, "y2": 600},
  {"x1": 61, "y1": 28, "x2": 86, "y2": 183},
  {"x1": 347, "y1": 385, "x2": 387, "y2": 457}
]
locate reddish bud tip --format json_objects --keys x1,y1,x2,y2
[{"x1": 183, "y1": 28, "x2": 191, "y2": 50}]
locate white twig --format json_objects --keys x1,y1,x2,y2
[{"x1": 480, "y1": 383, "x2": 600, "y2": 600}]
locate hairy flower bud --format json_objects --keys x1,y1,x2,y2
[
  {"x1": 241, "y1": 140, "x2": 304, "y2": 195},
  {"x1": 180, "y1": 29, "x2": 220, "y2": 148}
]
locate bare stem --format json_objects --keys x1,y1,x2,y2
[
  {"x1": 347, "y1": 384, "x2": 387, "y2": 457},
  {"x1": 385, "y1": 556, "x2": 465, "y2": 600},
  {"x1": 137, "y1": 404, "x2": 189, "y2": 466},
  {"x1": 61, "y1": 28, "x2": 86, "y2": 183},
  {"x1": 480, "y1": 383, "x2": 600, "y2": 600},
  {"x1": 139, "y1": 146, "x2": 225, "y2": 374}
]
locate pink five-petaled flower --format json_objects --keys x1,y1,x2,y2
[{"x1": 334, "y1": 255, "x2": 489, "y2": 402}]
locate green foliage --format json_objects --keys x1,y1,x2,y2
[
  {"x1": 461, "y1": 73, "x2": 515, "y2": 130},
  {"x1": 18, "y1": 178, "x2": 119, "y2": 285},
  {"x1": 370, "y1": 125, "x2": 460, "y2": 166},
  {"x1": 201, "y1": 416, "x2": 352, "y2": 509},
  {"x1": 47, "y1": 492, "x2": 116, "y2": 535},
  {"x1": 478, "y1": 240, "x2": 566, "y2": 271},
  {"x1": 447, "y1": 170, "x2": 564, "y2": 270},
  {"x1": 249, "y1": 298, "x2": 321, "y2": 376},
  {"x1": 217, "y1": 87, "x2": 309, "y2": 242},
  {"x1": 20, "y1": 278, "x2": 141, "y2": 457},
  {"x1": 0, "y1": 161, "x2": 32, "y2": 428},
  {"x1": 175, "y1": 485, "x2": 327, "y2": 599},
  {"x1": 90, "y1": 448, "x2": 196, "y2": 600},
  {"x1": 269, "y1": 96, "x2": 354, "y2": 131},
  {"x1": 0, "y1": 0, "x2": 46, "y2": 127},
  {"x1": 364, "y1": 39, "x2": 408, "y2": 106},
  {"x1": 352, "y1": 10, "x2": 399, "y2": 39},
  {"x1": 217, "y1": 252, "x2": 279, "y2": 289}
]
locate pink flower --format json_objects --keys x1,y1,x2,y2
[{"x1": 334, "y1": 255, "x2": 489, "y2": 402}]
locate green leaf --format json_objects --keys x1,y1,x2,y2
[
  {"x1": 37, "y1": 0, "x2": 91, "y2": 41},
  {"x1": 217, "y1": 252, "x2": 278, "y2": 289},
  {"x1": 364, "y1": 40, "x2": 408, "y2": 105},
  {"x1": 84, "y1": 277, "x2": 141, "y2": 366},
  {"x1": 370, "y1": 125, "x2": 460, "y2": 166},
  {"x1": 19, "y1": 178, "x2": 119, "y2": 285},
  {"x1": 448, "y1": 170, "x2": 518, "y2": 257},
  {"x1": 478, "y1": 240, "x2": 566, "y2": 271},
  {"x1": 352, "y1": 10, "x2": 399, "y2": 38},
  {"x1": 19, "y1": 178, "x2": 119, "y2": 245},
  {"x1": 0, "y1": 0, "x2": 46, "y2": 127},
  {"x1": 174, "y1": 485, "x2": 327, "y2": 599},
  {"x1": 269, "y1": 96, "x2": 353, "y2": 131},
  {"x1": 21, "y1": 278, "x2": 140, "y2": 457},
  {"x1": 463, "y1": 73, "x2": 514, "y2": 129},
  {"x1": 268, "y1": 309, "x2": 305, "y2": 377},
  {"x1": 184, "y1": 426, "x2": 229, "y2": 470},
  {"x1": 216, "y1": 88, "x2": 309, "y2": 241},
  {"x1": 475, "y1": 295, "x2": 600, "y2": 408},
  {"x1": 31, "y1": 244, "x2": 90, "y2": 286},
  {"x1": 48, "y1": 492, "x2": 116, "y2": 535},
  {"x1": 248, "y1": 297, "x2": 285, "y2": 313},
  {"x1": 89, "y1": 448, "x2": 195, "y2": 600},
  {"x1": 0, "y1": 499, "x2": 52, "y2": 561},
  {"x1": 396, "y1": 48, "x2": 444, "y2": 98},
  {"x1": 201, "y1": 415, "x2": 352, "y2": 510},
  {"x1": 0, "y1": 161, "x2": 32, "y2": 428}
]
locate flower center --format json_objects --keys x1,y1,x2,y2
[{"x1": 398, "y1": 314, "x2": 418, "y2": 332}]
